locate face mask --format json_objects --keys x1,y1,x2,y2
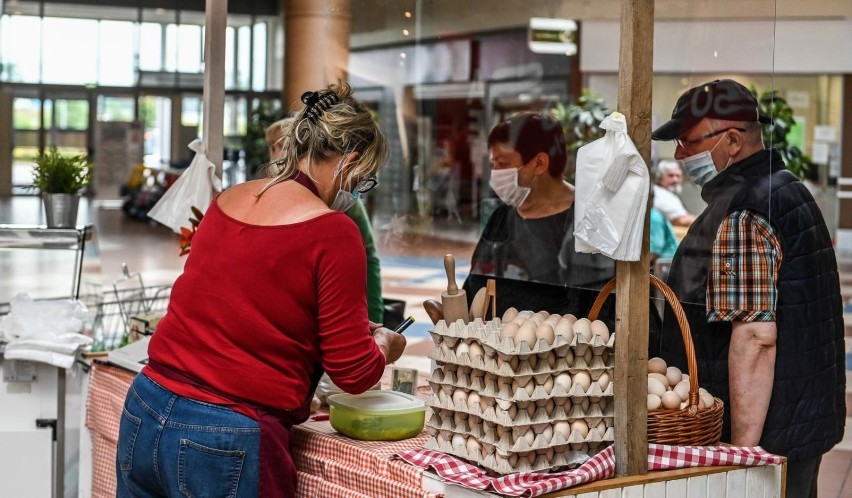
[
  {"x1": 328, "y1": 150, "x2": 360, "y2": 212},
  {"x1": 329, "y1": 189, "x2": 359, "y2": 212},
  {"x1": 680, "y1": 134, "x2": 726, "y2": 187},
  {"x1": 490, "y1": 166, "x2": 531, "y2": 207}
]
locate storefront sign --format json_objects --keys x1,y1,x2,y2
[{"x1": 528, "y1": 17, "x2": 578, "y2": 55}]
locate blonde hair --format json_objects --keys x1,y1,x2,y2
[{"x1": 256, "y1": 81, "x2": 389, "y2": 198}]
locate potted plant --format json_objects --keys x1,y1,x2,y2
[
  {"x1": 552, "y1": 89, "x2": 612, "y2": 181},
  {"x1": 29, "y1": 146, "x2": 93, "y2": 228}
]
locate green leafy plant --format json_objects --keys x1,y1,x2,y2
[
  {"x1": 242, "y1": 99, "x2": 284, "y2": 179},
  {"x1": 30, "y1": 147, "x2": 93, "y2": 194},
  {"x1": 551, "y1": 89, "x2": 612, "y2": 180},
  {"x1": 752, "y1": 87, "x2": 812, "y2": 180}
]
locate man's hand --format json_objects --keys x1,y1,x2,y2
[{"x1": 729, "y1": 321, "x2": 777, "y2": 446}]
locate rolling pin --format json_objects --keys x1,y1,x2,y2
[{"x1": 441, "y1": 254, "x2": 468, "y2": 325}]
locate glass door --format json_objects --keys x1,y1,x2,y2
[{"x1": 11, "y1": 95, "x2": 41, "y2": 193}]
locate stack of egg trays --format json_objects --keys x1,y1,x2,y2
[{"x1": 424, "y1": 317, "x2": 615, "y2": 475}]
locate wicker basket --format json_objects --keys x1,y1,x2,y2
[{"x1": 588, "y1": 274, "x2": 724, "y2": 446}]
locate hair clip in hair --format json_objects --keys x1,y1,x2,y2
[{"x1": 300, "y1": 90, "x2": 340, "y2": 123}]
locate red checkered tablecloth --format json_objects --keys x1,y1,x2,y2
[
  {"x1": 396, "y1": 444, "x2": 785, "y2": 497},
  {"x1": 85, "y1": 362, "x2": 438, "y2": 498}
]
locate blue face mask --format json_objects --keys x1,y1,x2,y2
[
  {"x1": 329, "y1": 188, "x2": 359, "y2": 212},
  {"x1": 680, "y1": 135, "x2": 726, "y2": 187}
]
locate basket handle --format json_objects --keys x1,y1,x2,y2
[{"x1": 588, "y1": 274, "x2": 701, "y2": 410}]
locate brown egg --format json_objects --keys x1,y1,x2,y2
[
  {"x1": 661, "y1": 391, "x2": 681, "y2": 410},
  {"x1": 500, "y1": 322, "x2": 520, "y2": 339},
  {"x1": 535, "y1": 323, "x2": 555, "y2": 345},
  {"x1": 570, "y1": 419, "x2": 589, "y2": 438},
  {"x1": 514, "y1": 322, "x2": 538, "y2": 349},
  {"x1": 648, "y1": 357, "x2": 668, "y2": 375},
  {"x1": 562, "y1": 313, "x2": 578, "y2": 324},
  {"x1": 649, "y1": 372, "x2": 669, "y2": 388},
  {"x1": 573, "y1": 371, "x2": 592, "y2": 392},
  {"x1": 502, "y1": 307, "x2": 519, "y2": 322},
  {"x1": 590, "y1": 320, "x2": 610, "y2": 342}
]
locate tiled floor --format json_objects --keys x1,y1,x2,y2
[{"x1": 3, "y1": 193, "x2": 851, "y2": 496}]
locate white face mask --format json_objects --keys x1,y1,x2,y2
[
  {"x1": 328, "y1": 151, "x2": 361, "y2": 212},
  {"x1": 490, "y1": 167, "x2": 531, "y2": 207},
  {"x1": 680, "y1": 134, "x2": 726, "y2": 187}
]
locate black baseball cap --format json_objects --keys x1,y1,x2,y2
[{"x1": 652, "y1": 79, "x2": 772, "y2": 141}]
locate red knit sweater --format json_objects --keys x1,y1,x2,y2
[{"x1": 144, "y1": 198, "x2": 385, "y2": 415}]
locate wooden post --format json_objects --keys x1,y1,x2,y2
[
  {"x1": 203, "y1": 0, "x2": 227, "y2": 177},
  {"x1": 614, "y1": 0, "x2": 654, "y2": 476}
]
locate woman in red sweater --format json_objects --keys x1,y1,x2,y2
[{"x1": 116, "y1": 82, "x2": 406, "y2": 498}]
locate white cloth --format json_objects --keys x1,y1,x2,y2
[
  {"x1": 573, "y1": 112, "x2": 650, "y2": 261},
  {"x1": 0, "y1": 294, "x2": 92, "y2": 369},
  {"x1": 653, "y1": 184, "x2": 689, "y2": 222}
]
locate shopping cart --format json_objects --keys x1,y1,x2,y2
[{"x1": 89, "y1": 264, "x2": 171, "y2": 352}]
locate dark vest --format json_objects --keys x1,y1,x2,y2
[{"x1": 658, "y1": 149, "x2": 845, "y2": 461}]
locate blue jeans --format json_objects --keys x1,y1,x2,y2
[{"x1": 116, "y1": 373, "x2": 261, "y2": 498}]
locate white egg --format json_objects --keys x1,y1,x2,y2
[
  {"x1": 517, "y1": 310, "x2": 534, "y2": 320},
  {"x1": 554, "y1": 372, "x2": 572, "y2": 392},
  {"x1": 545, "y1": 314, "x2": 561, "y2": 326},
  {"x1": 562, "y1": 313, "x2": 578, "y2": 324},
  {"x1": 647, "y1": 393, "x2": 662, "y2": 410},
  {"x1": 534, "y1": 310, "x2": 550, "y2": 321},
  {"x1": 700, "y1": 392, "x2": 715, "y2": 409},
  {"x1": 456, "y1": 341, "x2": 470, "y2": 356},
  {"x1": 502, "y1": 307, "x2": 519, "y2": 322},
  {"x1": 649, "y1": 372, "x2": 669, "y2": 389},
  {"x1": 648, "y1": 357, "x2": 668, "y2": 375},
  {"x1": 451, "y1": 433, "x2": 467, "y2": 449},
  {"x1": 665, "y1": 366, "x2": 683, "y2": 387},
  {"x1": 541, "y1": 425, "x2": 554, "y2": 443},
  {"x1": 647, "y1": 377, "x2": 667, "y2": 397},
  {"x1": 554, "y1": 319, "x2": 575, "y2": 344},
  {"x1": 673, "y1": 381, "x2": 690, "y2": 402},
  {"x1": 573, "y1": 319, "x2": 593, "y2": 343},
  {"x1": 573, "y1": 371, "x2": 591, "y2": 392},
  {"x1": 452, "y1": 388, "x2": 468, "y2": 407},
  {"x1": 437, "y1": 432, "x2": 448, "y2": 446},
  {"x1": 553, "y1": 421, "x2": 571, "y2": 440}
]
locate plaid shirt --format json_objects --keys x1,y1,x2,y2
[{"x1": 707, "y1": 210, "x2": 782, "y2": 323}]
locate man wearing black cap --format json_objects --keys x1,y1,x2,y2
[{"x1": 652, "y1": 79, "x2": 845, "y2": 497}]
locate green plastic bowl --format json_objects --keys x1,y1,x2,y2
[{"x1": 328, "y1": 390, "x2": 425, "y2": 441}]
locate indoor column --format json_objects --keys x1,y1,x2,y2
[
  {"x1": 283, "y1": 0, "x2": 351, "y2": 108},
  {"x1": 838, "y1": 74, "x2": 852, "y2": 256}
]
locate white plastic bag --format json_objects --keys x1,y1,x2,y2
[
  {"x1": 573, "y1": 112, "x2": 649, "y2": 261},
  {"x1": 148, "y1": 139, "x2": 222, "y2": 234}
]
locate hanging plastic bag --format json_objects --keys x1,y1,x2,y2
[
  {"x1": 148, "y1": 139, "x2": 222, "y2": 234},
  {"x1": 573, "y1": 112, "x2": 649, "y2": 261}
]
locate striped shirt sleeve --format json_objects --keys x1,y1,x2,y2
[{"x1": 707, "y1": 210, "x2": 782, "y2": 323}]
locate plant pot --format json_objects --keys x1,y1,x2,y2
[{"x1": 42, "y1": 193, "x2": 81, "y2": 228}]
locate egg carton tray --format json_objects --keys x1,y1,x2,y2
[
  {"x1": 431, "y1": 360, "x2": 614, "y2": 394},
  {"x1": 428, "y1": 393, "x2": 614, "y2": 428},
  {"x1": 423, "y1": 434, "x2": 608, "y2": 475},
  {"x1": 428, "y1": 370, "x2": 615, "y2": 406},
  {"x1": 426, "y1": 410, "x2": 614, "y2": 452},
  {"x1": 432, "y1": 317, "x2": 614, "y2": 357},
  {"x1": 431, "y1": 342, "x2": 613, "y2": 381}
]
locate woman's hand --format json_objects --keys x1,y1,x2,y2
[{"x1": 372, "y1": 327, "x2": 407, "y2": 364}]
